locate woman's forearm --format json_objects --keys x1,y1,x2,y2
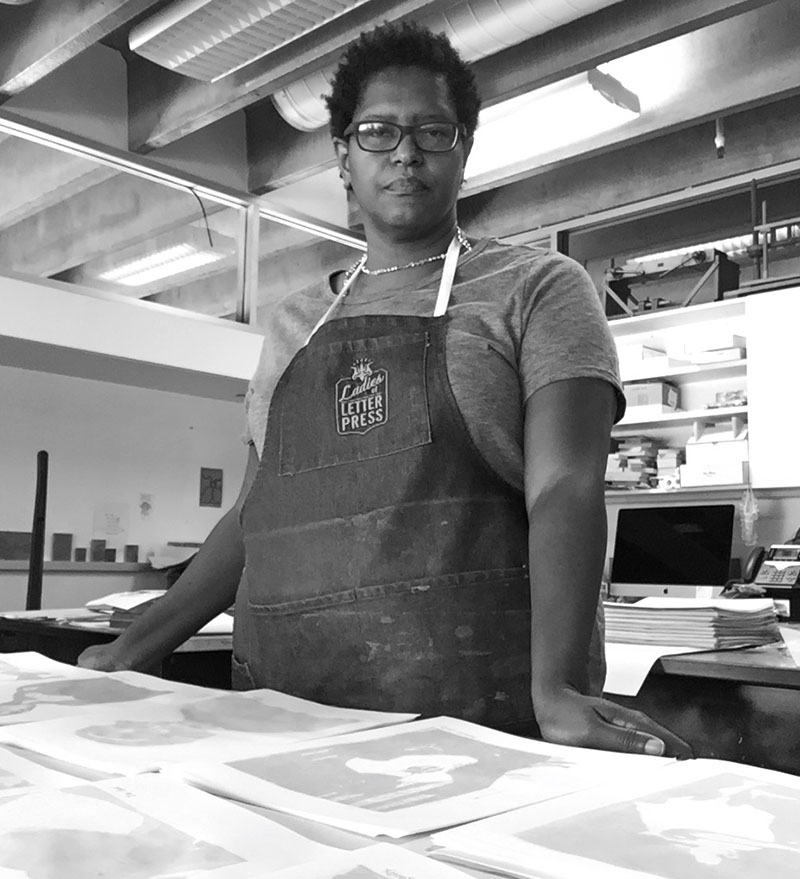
[
  {"x1": 527, "y1": 473, "x2": 607, "y2": 702},
  {"x1": 85, "y1": 506, "x2": 244, "y2": 671}
]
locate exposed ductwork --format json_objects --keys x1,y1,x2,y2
[
  {"x1": 273, "y1": 0, "x2": 624, "y2": 130},
  {"x1": 128, "y1": 0, "x2": 374, "y2": 82}
]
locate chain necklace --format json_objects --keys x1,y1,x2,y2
[{"x1": 345, "y1": 227, "x2": 472, "y2": 280}]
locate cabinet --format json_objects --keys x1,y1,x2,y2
[{"x1": 608, "y1": 286, "x2": 800, "y2": 491}]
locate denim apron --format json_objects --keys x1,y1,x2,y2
[{"x1": 234, "y1": 237, "x2": 536, "y2": 728}]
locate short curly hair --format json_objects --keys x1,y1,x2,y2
[{"x1": 325, "y1": 20, "x2": 481, "y2": 140}]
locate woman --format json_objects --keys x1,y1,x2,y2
[{"x1": 80, "y1": 22, "x2": 688, "y2": 757}]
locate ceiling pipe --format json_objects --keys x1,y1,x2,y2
[{"x1": 272, "y1": 0, "x2": 622, "y2": 131}]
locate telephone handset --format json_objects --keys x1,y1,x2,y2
[{"x1": 743, "y1": 546, "x2": 766, "y2": 584}]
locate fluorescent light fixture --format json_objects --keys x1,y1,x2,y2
[
  {"x1": 465, "y1": 69, "x2": 640, "y2": 182},
  {"x1": 629, "y1": 235, "x2": 755, "y2": 265},
  {"x1": 98, "y1": 244, "x2": 225, "y2": 287}
]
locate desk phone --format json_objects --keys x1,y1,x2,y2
[{"x1": 752, "y1": 545, "x2": 800, "y2": 587}]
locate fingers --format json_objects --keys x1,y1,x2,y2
[{"x1": 593, "y1": 702, "x2": 694, "y2": 759}]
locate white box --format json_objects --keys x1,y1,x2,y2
[
  {"x1": 679, "y1": 462, "x2": 746, "y2": 486},
  {"x1": 685, "y1": 428, "x2": 749, "y2": 471},
  {"x1": 623, "y1": 381, "x2": 679, "y2": 410}
]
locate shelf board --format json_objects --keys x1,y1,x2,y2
[
  {"x1": 615, "y1": 405, "x2": 748, "y2": 432},
  {"x1": 608, "y1": 297, "x2": 746, "y2": 338},
  {"x1": 0, "y1": 561, "x2": 154, "y2": 573},
  {"x1": 605, "y1": 483, "x2": 745, "y2": 499},
  {"x1": 620, "y1": 359, "x2": 747, "y2": 383}
]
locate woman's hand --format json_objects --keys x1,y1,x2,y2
[
  {"x1": 534, "y1": 685, "x2": 694, "y2": 758},
  {"x1": 76, "y1": 644, "x2": 131, "y2": 672}
]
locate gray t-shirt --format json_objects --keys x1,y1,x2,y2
[{"x1": 245, "y1": 237, "x2": 624, "y2": 492}]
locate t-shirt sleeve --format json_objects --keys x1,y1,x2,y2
[{"x1": 519, "y1": 251, "x2": 626, "y2": 423}]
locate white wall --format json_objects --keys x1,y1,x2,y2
[{"x1": 0, "y1": 365, "x2": 248, "y2": 564}]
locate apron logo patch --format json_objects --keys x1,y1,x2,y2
[{"x1": 335, "y1": 358, "x2": 388, "y2": 435}]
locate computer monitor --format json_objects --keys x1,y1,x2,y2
[{"x1": 609, "y1": 504, "x2": 735, "y2": 598}]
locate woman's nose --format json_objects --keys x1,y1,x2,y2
[{"x1": 392, "y1": 131, "x2": 423, "y2": 164}]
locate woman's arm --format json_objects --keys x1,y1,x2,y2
[
  {"x1": 524, "y1": 377, "x2": 691, "y2": 757},
  {"x1": 77, "y1": 445, "x2": 260, "y2": 672}
]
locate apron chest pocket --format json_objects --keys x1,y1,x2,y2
[{"x1": 278, "y1": 331, "x2": 432, "y2": 475}]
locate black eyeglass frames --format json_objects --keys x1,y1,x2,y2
[{"x1": 343, "y1": 120, "x2": 464, "y2": 153}]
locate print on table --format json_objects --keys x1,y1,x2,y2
[
  {"x1": 0, "y1": 658, "x2": 53, "y2": 684},
  {"x1": 230, "y1": 728, "x2": 568, "y2": 811},
  {"x1": 75, "y1": 696, "x2": 384, "y2": 747},
  {"x1": 331, "y1": 870, "x2": 384, "y2": 879},
  {"x1": 519, "y1": 772, "x2": 800, "y2": 877},
  {"x1": 0, "y1": 678, "x2": 170, "y2": 719},
  {"x1": 0, "y1": 767, "x2": 32, "y2": 792},
  {"x1": 0, "y1": 787, "x2": 242, "y2": 879}
]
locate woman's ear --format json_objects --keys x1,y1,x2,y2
[
  {"x1": 461, "y1": 134, "x2": 474, "y2": 170},
  {"x1": 333, "y1": 137, "x2": 352, "y2": 191}
]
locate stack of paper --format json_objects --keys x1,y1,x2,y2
[
  {"x1": 85, "y1": 590, "x2": 234, "y2": 635},
  {"x1": 171, "y1": 716, "x2": 672, "y2": 838},
  {"x1": 604, "y1": 598, "x2": 781, "y2": 648},
  {"x1": 429, "y1": 759, "x2": 800, "y2": 879}
]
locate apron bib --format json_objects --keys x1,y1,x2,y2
[{"x1": 235, "y1": 237, "x2": 534, "y2": 727}]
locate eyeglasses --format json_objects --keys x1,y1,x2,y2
[{"x1": 344, "y1": 120, "x2": 463, "y2": 153}]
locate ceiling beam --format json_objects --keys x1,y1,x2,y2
[
  {"x1": 472, "y1": 0, "x2": 780, "y2": 106},
  {"x1": 0, "y1": 0, "x2": 158, "y2": 98},
  {"x1": 245, "y1": 0, "x2": 780, "y2": 193},
  {"x1": 0, "y1": 137, "x2": 116, "y2": 229},
  {"x1": 127, "y1": 0, "x2": 435, "y2": 152},
  {"x1": 0, "y1": 172, "x2": 217, "y2": 276}
]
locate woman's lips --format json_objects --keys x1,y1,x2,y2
[{"x1": 385, "y1": 178, "x2": 427, "y2": 193}]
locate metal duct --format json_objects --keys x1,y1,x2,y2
[
  {"x1": 128, "y1": 0, "x2": 373, "y2": 82},
  {"x1": 0, "y1": 1, "x2": 39, "y2": 5},
  {"x1": 273, "y1": 0, "x2": 623, "y2": 131}
]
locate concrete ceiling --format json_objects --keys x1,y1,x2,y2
[{"x1": 0, "y1": 0, "x2": 798, "y2": 317}]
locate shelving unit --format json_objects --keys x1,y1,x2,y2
[
  {"x1": 607, "y1": 285, "x2": 800, "y2": 491},
  {"x1": 608, "y1": 297, "x2": 749, "y2": 493}
]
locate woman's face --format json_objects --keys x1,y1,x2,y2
[{"x1": 335, "y1": 65, "x2": 472, "y2": 241}]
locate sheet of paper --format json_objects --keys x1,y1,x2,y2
[
  {"x1": 778, "y1": 625, "x2": 800, "y2": 665},
  {"x1": 429, "y1": 759, "x2": 800, "y2": 879},
  {"x1": 85, "y1": 590, "x2": 167, "y2": 612},
  {"x1": 0, "y1": 744, "x2": 89, "y2": 792},
  {"x1": 0, "y1": 661, "x2": 218, "y2": 727},
  {"x1": 0, "y1": 773, "x2": 333, "y2": 879},
  {"x1": 270, "y1": 843, "x2": 475, "y2": 878},
  {"x1": 172, "y1": 716, "x2": 673, "y2": 839},
  {"x1": 603, "y1": 642, "x2": 707, "y2": 696},
  {"x1": 0, "y1": 686, "x2": 417, "y2": 775}
]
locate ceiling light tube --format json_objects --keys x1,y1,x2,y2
[
  {"x1": 465, "y1": 69, "x2": 640, "y2": 182},
  {"x1": 98, "y1": 244, "x2": 226, "y2": 287}
]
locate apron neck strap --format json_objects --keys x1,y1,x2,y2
[
  {"x1": 306, "y1": 232, "x2": 461, "y2": 344},
  {"x1": 433, "y1": 233, "x2": 461, "y2": 317}
]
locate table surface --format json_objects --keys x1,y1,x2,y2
[
  {"x1": 651, "y1": 623, "x2": 800, "y2": 688},
  {"x1": 0, "y1": 609, "x2": 232, "y2": 653}
]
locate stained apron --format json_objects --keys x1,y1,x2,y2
[{"x1": 234, "y1": 243, "x2": 539, "y2": 728}]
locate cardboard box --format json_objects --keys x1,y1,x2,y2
[
  {"x1": 682, "y1": 426, "x2": 749, "y2": 485},
  {"x1": 623, "y1": 381, "x2": 679, "y2": 411},
  {"x1": 679, "y1": 462, "x2": 746, "y2": 487}
]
